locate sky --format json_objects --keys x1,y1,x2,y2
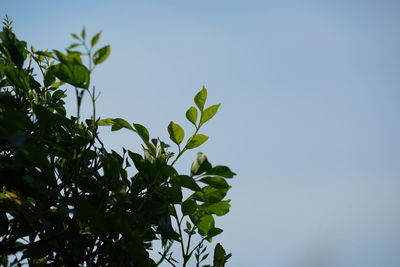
[{"x1": 3, "y1": 0, "x2": 400, "y2": 266}]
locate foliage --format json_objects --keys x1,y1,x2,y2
[{"x1": 0, "y1": 16, "x2": 235, "y2": 266}]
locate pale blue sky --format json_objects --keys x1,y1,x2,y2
[{"x1": 4, "y1": 1, "x2": 400, "y2": 266}]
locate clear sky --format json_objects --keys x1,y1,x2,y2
[{"x1": 4, "y1": 0, "x2": 400, "y2": 266}]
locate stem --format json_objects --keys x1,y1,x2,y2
[
  {"x1": 158, "y1": 253, "x2": 176, "y2": 267},
  {"x1": 172, "y1": 206, "x2": 187, "y2": 266},
  {"x1": 188, "y1": 237, "x2": 206, "y2": 259},
  {"x1": 75, "y1": 87, "x2": 81, "y2": 119},
  {"x1": 156, "y1": 241, "x2": 173, "y2": 266},
  {"x1": 185, "y1": 231, "x2": 192, "y2": 257}
]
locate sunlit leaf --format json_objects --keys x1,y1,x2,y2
[
  {"x1": 194, "y1": 86, "x2": 207, "y2": 111},
  {"x1": 168, "y1": 121, "x2": 184, "y2": 145},
  {"x1": 199, "y1": 201, "x2": 230, "y2": 216},
  {"x1": 197, "y1": 214, "x2": 214, "y2": 235},
  {"x1": 186, "y1": 134, "x2": 208, "y2": 149},
  {"x1": 93, "y1": 45, "x2": 110, "y2": 65},
  {"x1": 200, "y1": 104, "x2": 220, "y2": 125},
  {"x1": 186, "y1": 106, "x2": 198, "y2": 126}
]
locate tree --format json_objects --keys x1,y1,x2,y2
[{"x1": 0, "y1": 16, "x2": 235, "y2": 266}]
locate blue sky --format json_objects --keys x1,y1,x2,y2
[{"x1": 4, "y1": 1, "x2": 400, "y2": 266}]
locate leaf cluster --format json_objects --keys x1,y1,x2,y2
[{"x1": 0, "y1": 19, "x2": 235, "y2": 267}]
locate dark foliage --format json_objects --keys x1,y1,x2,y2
[{"x1": 0, "y1": 18, "x2": 235, "y2": 266}]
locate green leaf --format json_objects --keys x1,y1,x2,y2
[
  {"x1": 97, "y1": 118, "x2": 115, "y2": 126},
  {"x1": 185, "y1": 106, "x2": 198, "y2": 126},
  {"x1": 44, "y1": 70, "x2": 55, "y2": 87},
  {"x1": 213, "y1": 243, "x2": 230, "y2": 267},
  {"x1": 168, "y1": 121, "x2": 184, "y2": 145},
  {"x1": 191, "y1": 152, "x2": 212, "y2": 176},
  {"x1": 156, "y1": 186, "x2": 182, "y2": 204},
  {"x1": 192, "y1": 186, "x2": 229, "y2": 203},
  {"x1": 133, "y1": 123, "x2": 150, "y2": 141},
  {"x1": 207, "y1": 166, "x2": 236, "y2": 178},
  {"x1": 170, "y1": 175, "x2": 201, "y2": 191},
  {"x1": 71, "y1": 33, "x2": 80, "y2": 40},
  {"x1": 186, "y1": 134, "x2": 208, "y2": 149},
  {"x1": 194, "y1": 86, "x2": 207, "y2": 111},
  {"x1": 50, "y1": 62, "x2": 90, "y2": 89},
  {"x1": 112, "y1": 118, "x2": 134, "y2": 131},
  {"x1": 199, "y1": 177, "x2": 229, "y2": 189},
  {"x1": 199, "y1": 201, "x2": 230, "y2": 216},
  {"x1": 67, "y1": 43, "x2": 80, "y2": 49},
  {"x1": 200, "y1": 104, "x2": 220, "y2": 124},
  {"x1": 35, "y1": 50, "x2": 53, "y2": 58},
  {"x1": 81, "y1": 27, "x2": 86, "y2": 39},
  {"x1": 197, "y1": 214, "x2": 214, "y2": 235},
  {"x1": 181, "y1": 199, "x2": 197, "y2": 216},
  {"x1": 97, "y1": 118, "x2": 135, "y2": 131},
  {"x1": 91, "y1": 31, "x2": 101, "y2": 46},
  {"x1": 5, "y1": 67, "x2": 30, "y2": 90},
  {"x1": 53, "y1": 50, "x2": 73, "y2": 64},
  {"x1": 207, "y1": 228, "x2": 223, "y2": 238},
  {"x1": 93, "y1": 45, "x2": 111, "y2": 65}
]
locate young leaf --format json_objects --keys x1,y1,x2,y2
[
  {"x1": 91, "y1": 31, "x2": 101, "y2": 47},
  {"x1": 93, "y1": 45, "x2": 111, "y2": 65},
  {"x1": 191, "y1": 152, "x2": 212, "y2": 176},
  {"x1": 186, "y1": 134, "x2": 208, "y2": 149},
  {"x1": 186, "y1": 221, "x2": 192, "y2": 230},
  {"x1": 168, "y1": 121, "x2": 184, "y2": 145},
  {"x1": 200, "y1": 104, "x2": 220, "y2": 125},
  {"x1": 185, "y1": 106, "x2": 198, "y2": 126},
  {"x1": 67, "y1": 43, "x2": 80, "y2": 50},
  {"x1": 81, "y1": 27, "x2": 86, "y2": 39},
  {"x1": 71, "y1": 33, "x2": 80, "y2": 40},
  {"x1": 194, "y1": 86, "x2": 207, "y2": 111}
]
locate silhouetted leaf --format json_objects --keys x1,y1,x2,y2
[
  {"x1": 181, "y1": 199, "x2": 197, "y2": 216},
  {"x1": 170, "y1": 175, "x2": 201, "y2": 191}
]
